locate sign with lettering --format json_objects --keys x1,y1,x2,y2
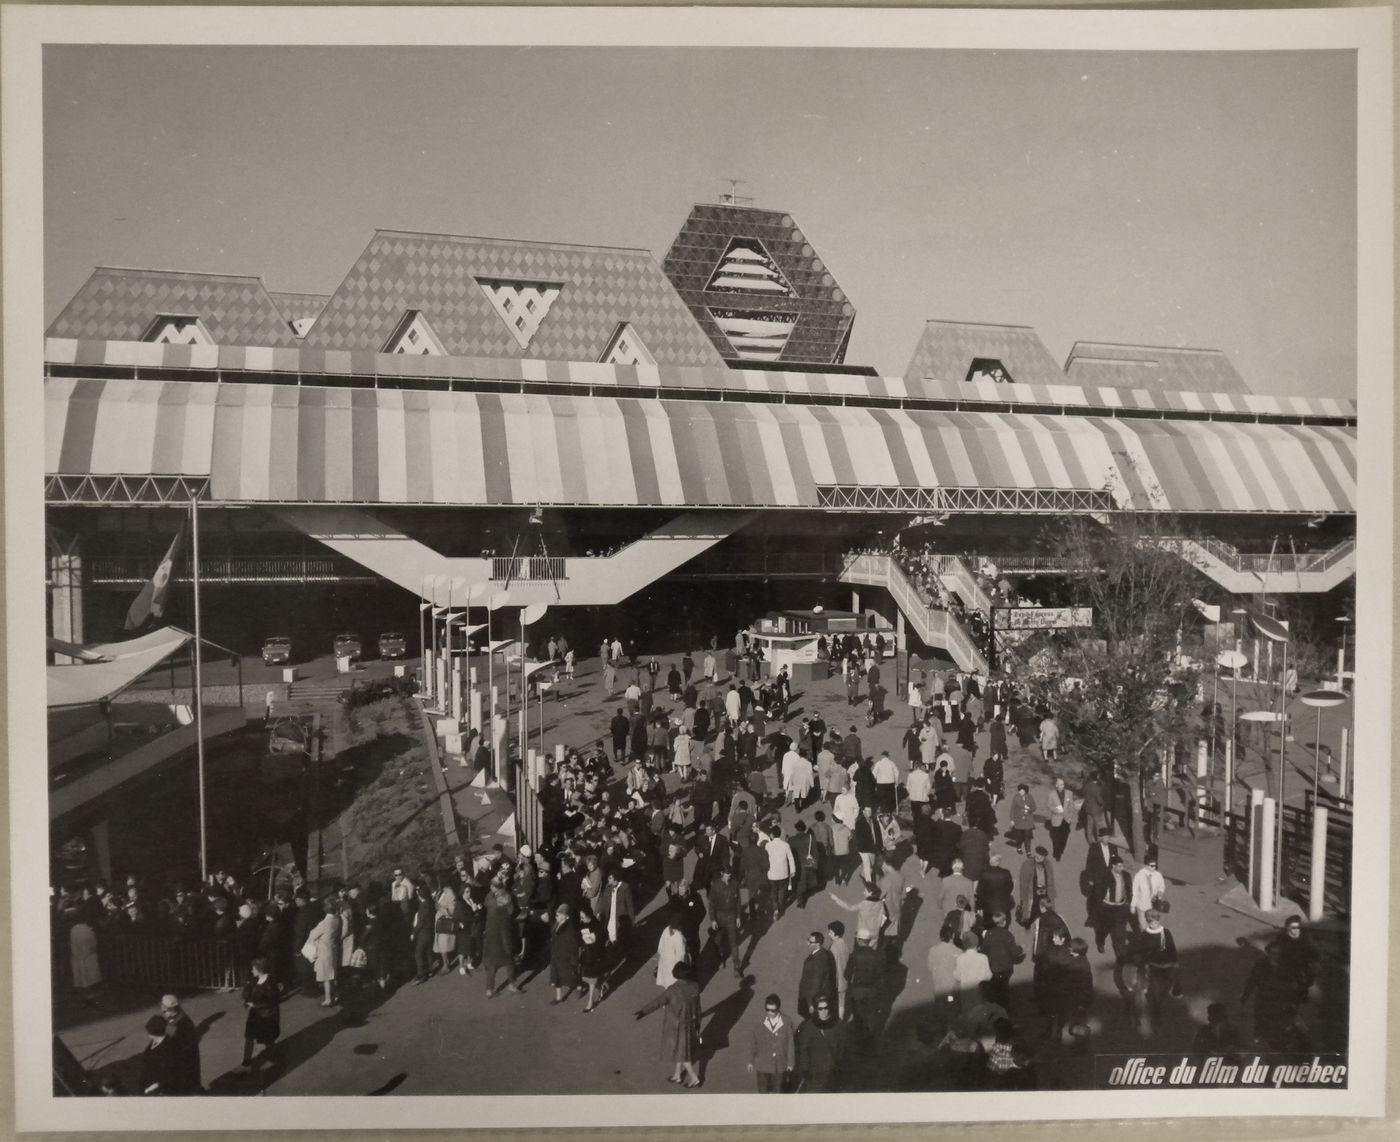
[{"x1": 997, "y1": 606, "x2": 1093, "y2": 630}]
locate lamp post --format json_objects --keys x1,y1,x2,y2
[
  {"x1": 1251, "y1": 612, "x2": 1291, "y2": 902},
  {"x1": 1299, "y1": 689, "x2": 1347, "y2": 802},
  {"x1": 1216, "y1": 648, "x2": 1249, "y2": 817}
]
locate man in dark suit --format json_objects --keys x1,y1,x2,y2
[
  {"x1": 693, "y1": 822, "x2": 732, "y2": 898},
  {"x1": 1083, "y1": 834, "x2": 1117, "y2": 927},
  {"x1": 958, "y1": 822, "x2": 992, "y2": 883},
  {"x1": 609, "y1": 708, "x2": 630, "y2": 763},
  {"x1": 797, "y1": 931, "x2": 838, "y2": 1018},
  {"x1": 928, "y1": 807, "x2": 962, "y2": 878},
  {"x1": 975, "y1": 852, "x2": 1016, "y2": 926}
]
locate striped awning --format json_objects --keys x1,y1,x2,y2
[
  {"x1": 44, "y1": 338, "x2": 1357, "y2": 421},
  {"x1": 45, "y1": 377, "x2": 1356, "y2": 514}
]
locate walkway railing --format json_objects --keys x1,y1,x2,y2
[
  {"x1": 490, "y1": 556, "x2": 567, "y2": 583},
  {"x1": 840, "y1": 554, "x2": 989, "y2": 674},
  {"x1": 940, "y1": 556, "x2": 995, "y2": 616}
]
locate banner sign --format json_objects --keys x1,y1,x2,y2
[{"x1": 997, "y1": 606, "x2": 1093, "y2": 630}]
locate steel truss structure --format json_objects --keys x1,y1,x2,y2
[
  {"x1": 815, "y1": 484, "x2": 1116, "y2": 514},
  {"x1": 45, "y1": 474, "x2": 211, "y2": 505}
]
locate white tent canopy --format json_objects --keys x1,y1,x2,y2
[{"x1": 47, "y1": 627, "x2": 192, "y2": 709}]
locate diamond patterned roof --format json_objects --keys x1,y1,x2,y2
[
  {"x1": 269, "y1": 291, "x2": 330, "y2": 327},
  {"x1": 302, "y1": 230, "x2": 724, "y2": 366},
  {"x1": 661, "y1": 204, "x2": 855, "y2": 366},
  {"x1": 903, "y1": 321, "x2": 1066, "y2": 387},
  {"x1": 1065, "y1": 342, "x2": 1251, "y2": 395},
  {"x1": 46, "y1": 267, "x2": 301, "y2": 347}
]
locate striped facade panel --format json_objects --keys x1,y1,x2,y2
[{"x1": 44, "y1": 378, "x2": 1356, "y2": 514}]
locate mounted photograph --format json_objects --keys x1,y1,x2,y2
[{"x1": 4, "y1": 4, "x2": 1392, "y2": 1132}]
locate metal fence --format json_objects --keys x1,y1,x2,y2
[
  {"x1": 1219, "y1": 798, "x2": 1351, "y2": 919},
  {"x1": 98, "y1": 931, "x2": 244, "y2": 990}
]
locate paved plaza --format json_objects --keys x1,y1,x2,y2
[{"x1": 56, "y1": 652, "x2": 1351, "y2": 1096}]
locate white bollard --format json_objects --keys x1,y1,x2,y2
[
  {"x1": 1247, "y1": 786, "x2": 1264, "y2": 906},
  {"x1": 1256, "y1": 795, "x2": 1276, "y2": 912},
  {"x1": 451, "y1": 662, "x2": 463, "y2": 724},
  {"x1": 1339, "y1": 727, "x2": 1349, "y2": 800},
  {"x1": 1309, "y1": 807, "x2": 1328, "y2": 922},
  {"x1": 470, "y1": 665, "x2": 479, "y2": 687},
  {"x1": 1224, "y1": 739, "x2": 1235, "y2": 817},
  {"x1": 469, "y1": 687, "x2": 482, "y2": 737},
  {"x1": 526, "y1": 748, "x2": 537, "y2": 792},
  {"x1": 1196, "y1": 739, "x2": 1208, "y2": 778}
]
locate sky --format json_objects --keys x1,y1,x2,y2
[{"x1": 43, "y1": 45, "x2": 1357, "y2": 396}]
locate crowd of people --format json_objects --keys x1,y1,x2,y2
[{"x1": 54, "y1": 614, "x2": 1334, "y2": 1096}]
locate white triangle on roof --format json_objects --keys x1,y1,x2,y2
[
  {"x1": 705, "y1": 238, "x2": 794, "y2": 297},
  {"x1": 478, "y1": 280, "x2": 562, "y2": 350},
  {"x1": 600, "y1": 323, "x2": 657, "y2": 367},
  {"x1": 708, "y1": 308, "x2": 796, "y2": 361},
  {"x1": 382, "y1": 310, "x2": 446, "y2": 355}
]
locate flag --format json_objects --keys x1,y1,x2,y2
[
  {"x1": 1191, "y1": 599, "x2": 1221, "y2": 623},
  {"x1": 125, "y1": 526, "x2": 184, "y2": 629}
]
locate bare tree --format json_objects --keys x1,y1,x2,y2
[{"x1": 1019, "y1": 514, "x2": 1208, "y2": 854}]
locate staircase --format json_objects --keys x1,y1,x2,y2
[
  {"x1": 839, "y1": 554, "x2": 990, "y2": 674},
  {"x1": 938, "y1": 556, "x2": 995, "y2": 615},
  {"x1": 1150, "y1": 537, "x2": 1356, "y2": 594}
]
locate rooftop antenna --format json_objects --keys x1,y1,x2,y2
[{"x1": 719, "y1": 178, "x2": 754, "y2": 207}]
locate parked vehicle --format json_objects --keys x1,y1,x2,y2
[
  {"x1": 262, "y1": 636, "x2": 292, "y2": 665},
  {"x1": 332, "y1": 632, "x2": 362, "y2": 661},
  {"x1": 377, "y1": 631, "x2": 408, "y2": 659}
]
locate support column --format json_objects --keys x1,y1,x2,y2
[
  {"x1": 850, "y1": 588, "x2": 861, "y2": 615},
  {"x1": 50, "y1": 550, "x2": 84, "y2": 661},
  {"x1": 1246, "y1": 786, "x2": 1264, "y2": 907},
  {"x1": 1308, "y1": 808, "x2": 1328, "y2": 922}
]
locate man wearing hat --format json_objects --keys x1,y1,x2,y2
[{"x1": 160, "y1": 995, "x2": 203, "y2": 1094}]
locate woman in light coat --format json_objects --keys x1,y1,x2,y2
[
  {"x1": 654, "y1": 912, "x2": 688, "y2": 988},
  {"x1": 433, "y1": 882, "x2": 459, "y2": 976},
  {"x1": 308, "y1": 899, "x2": 342, "y2": 1007}
]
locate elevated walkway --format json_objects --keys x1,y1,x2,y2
[
  {"x1": 1150, "y1": 537, "x2": 1356, "y2": 594},
  {"x1": 273, "y1": 506, "x2": 754, "y2": 606},
  {"x1": 839, "y1": 554, "x2": 990, "y2": 674}
]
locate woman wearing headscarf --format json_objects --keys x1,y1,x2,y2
[
  {"x1": 482, "y1": 881, "x2": 522, "y2": 998},
  {"x1": 635, "y1": 960, "x2": 703, "y2": 1087}
]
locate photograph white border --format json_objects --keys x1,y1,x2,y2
[{"x1": 4, "y1": 4, "x2": 1392, "y2": 1131}]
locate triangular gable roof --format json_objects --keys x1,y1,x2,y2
[
  {"x1": 903, "y1": 320, "x2": 1065, "y2": 387},
  {"x1": 662, "y1": 203, "x2": 855, "y2": 366},
  {"x1": 1064, "y1": 342, "x2": 1251, "y2": 395},
  {"x1": 47, "y1": 267, "x2": 301, "y2": 347},
  {"x1": 302, "y1": 230, "x2": 724, "y2": 366},
  {"x1": 269, "y1": 291, "x2": 331, "y2": 336}
]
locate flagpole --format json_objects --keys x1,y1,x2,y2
[{"x1": 191, "y1": 492, "x2": 207, "y2": 883}]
